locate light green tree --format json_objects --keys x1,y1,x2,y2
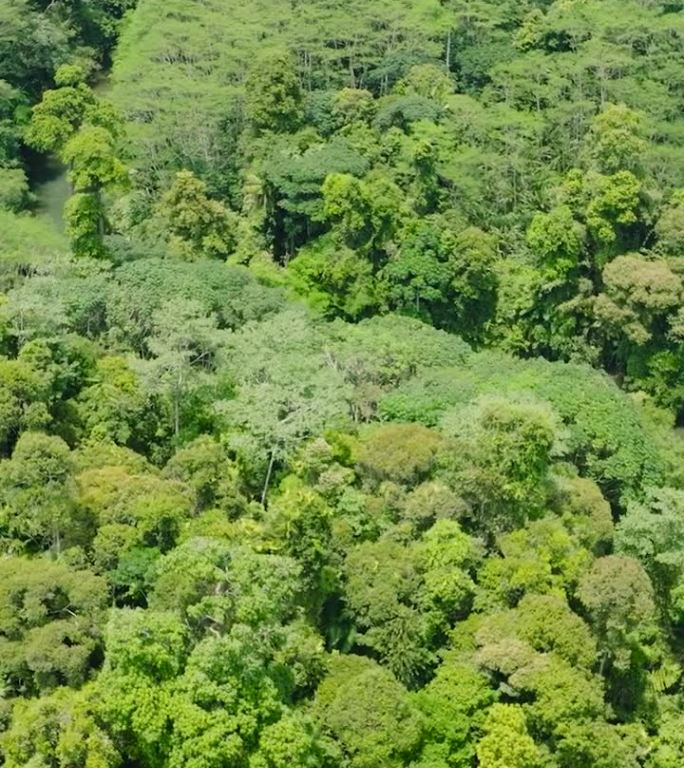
[{"x1": 476, "y1": 704, "x2": 544, "y2": 768}]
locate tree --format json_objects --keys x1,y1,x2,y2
[
  {"x1": 414, "y1": 520, "x2": 479, "y2": 638},
  {"x1": 165, "y1": 633, "x2": 286, "y2": 768},
  {"x1": 164, "y1": 436, "x2": 246, "y2": 515},
  {"x1": 106, "y1": 257, "x2": 284, "y2": 354},
  {"x1": 333, "y1": 88, "x2": 376, "y2": 128},
  {"x1": 551, "y1": 474, "x2": 614, "y2": 554},
  {"x1": 342, "y1": 538, "x2": 431, "y2": 684},
  {"x1": 439, "y1": 396, "x2": 556, "y2": 536},
  {"x1": 257, "y1": 136, "x2": 372, "y2": 261},
  {"x1": 647, "y1": 711, "x2": 684, "y2": 768},
  {"x1": 493, "y1": 655, "x2": 605, "y2": 739},
  {"x1": 216, "y1": 310, "x2": 350, "y2": 502},
  {"x1": 379, "y1": 223, "x2": 498, "y2": 340},
  {"x1": 136, "y1": 299, "x2": 226, "y2": 440},
  {"x1": 76, "y1": 355, "x2": 160, "y2": 450},
  {"x1": 288, "y1": 235, "x2": 379, "y2": 319},
  {"x1": 593, "y1": 254, "x2": 682, "y2": 348},
  {"x1": 0, "y1": 357, "x2": 51, "y2": 455},
  {"x1": 562, "y1": 168, "x2": 642, "y2": 248},
  {"x1": 24, "y1": 71, "x2": 95, "y2": 153},
  {"x1": 245, "y1": 51, "x2": 304, "y2": 134},
  {"x1": 312, "y1": 654, "x2": 423, "y2": 768},
  {"x1": 526, "y1": 205, "x2": 585, "y2": 283},
  {"x1": 583, "y1": 103, "x2": 647, "y2": 175},
  {"x1": 104, "y1": 607, "x2": 188, "y2": 681},
  {"x1": 98, "y1": 608, "x2": 186, "y2": 767},
  {"x1": 476, "y1": 704, "x2": 544, "y2": 768},
  {"x1": 76, "y1": 462, "x2": 194, "y2": 575},
  {"x1": 0, "y1": 168, "x2": 31, "y2": 212},
  {"x1": 615, "y1": 488, "x2": 684, "y2": 614},
  {"x1": 2, "y1": 684, "x2": 121, "y2": 768},
  {"x1": 264, "y1": 483, "x2": 335, "y2": 611},
  {"x1": 62, "y1": 125, "x2": 128, "y2": 191},
  {"x1": 63, "y1": 192, "x2": 108, "y2": 258},
  {"x1": 356, "y1": 422, "x2": 443, "y2": 486},
  {"x1": 148, "y1": 539, "x2": 304, "y2": 639},
  {"x1": 555, "y1": 721, "x2": 647, "y2": 768},
  {"x1": 250, "y1": 711, "x2": 327, "y2": 768},
  {"x1": 476, "y1": 593, "x2": 597, "y2": 671},
  {"x1": 399, "y1": 64, "x2": 455, "y2": 103},
  {"x1": 445, "y1": 226, "x2": 499, "y2": 341},
  {"x1": 476, "y1": 516, "x2": 592, "y2": 609},
  {"x1": 415, "y1": 656, "x2": 495, "y2": 768},
  {"x1": 0, "y1": 431, "x2": 81, "y2": 553},
  {"x1": 321, "y1": 173, "x2": 374, "y2": 248},
  {"x1": 342, "y1": 520, "x2": 476, "y2": 686},
  {"x1": 578, "y1": 554, "x2": 657, "y2": 713},
  {"x1": 0, "y1": 556, "x2": 107, "y2": 695},
  {"x1": 382, "y1": 351, "x2": 663, "y2": 504},
  {"x1": 655, "y1": 192, "x2": 684, "y2": 256},
  {"x1": 157, "y1": 170, "x2": 237, "y2": 259}
]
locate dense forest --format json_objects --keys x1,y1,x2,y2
[{"x1": 1, "y1": 0, "x2": 684, "y2": 765}]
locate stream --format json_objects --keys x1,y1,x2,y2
[{"x1": 31, "y1": 155, "x2": 70, "y2": 231}]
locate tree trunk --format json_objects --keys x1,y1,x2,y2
[{"x1": 261, "y1": 450, "x2": 276, "y2": 506}]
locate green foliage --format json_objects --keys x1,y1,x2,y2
[
  {"x1": 4, "y1": 0, "x2": 684, "y2": 765},
  {"x1": 216, "y1": 309, "x2": 351, "y2": 500},
  {"x1": 0, "y1": 168, "x2": 31, "y2": 212},
  {"x1": 414, "y1": 655, "x2": 495, "y2": 768},
  {"x1": 476, "y1": 517, "x2": 592, "y2": 609},
  {"x1": 64, "y1": 192, "x2": 107, "y2": 259},
  {"x1": 164, "y1": 436, "x2": 246, "y2": 515},
  {"x1": 578, "y1": 555, "x2": 657, "y2": 683},
  {"x1": 104, "y1": 608, "x2": 187, "y2": 681},
  {"x1": 288, "y1": 236, "x2": 378, "y2": 319},
  {"x1": 648, "y1": 711, "x2": 684, "y2": 768},
  {"x1": 595, "y1": 254, "x2": 682, "y2": 346},
  {"x1": 76, "y1": 462, "x2": 194, "y2": 574},
  {"x1": 527, "y1": 205, "x2": 585, "y2": 282},
  {"x1": 476, "y1": 704, "x2": 544, "y2": 768},
  {"x1": 75, "y1": 355, "x2": 159, "y2": 449},
  {"x1": 245, "y1": 52, "x2": 304, "y2": 135},
  {"x1": 341, "y1": 520, "x2": 477, "y2": 685},
  {"x1": 25, "y1": 76, "x2": 127, "y2": 258},
  {"x1": 0, "y1": 431, "x2": 80, "y2": 552},
  {"x1": 584, "y1": 103, "x2": 647, "y2": 176},
  {"x1": 107, "y1": 257, "x2": 284, "y2": 353},
  {"x1": 656, "y1": 194, "x2": 684, "y2": 256},
  {"x1": 2, "y1": 684, "x2": 121, "y2": 768},
  {"x1": 381, "y1": 352, "x2": 663, "y2": 504},
  {"x1": 616, "y1": 487, "x2": 684, "y2": 611},
  {"x1": 148, "y1": 539, "x2": 304, "y2": 639},
  {"x1": 439, "y1": 396, "x2": 556, "y2": 535},
  {"x1": 0, "y1": 358, "x2": 51, "y2": 453},
  {"x1": 250, "y1": 711, "x2": 326, "y2": 768},
  {"x1": 475, "y1": 594, "x2": 596, "y2": 678},
  {"x1": 157, "y1": 171, "x2": 238, "y2": 259},
  {"x1": 0, "y1": 556, "x2": 107, "y2": 695},
  {"x1": 312, "y1": 654, "x2": 423, "y2": 768},
  {"x1": 356, "y1": 423, "x2": 442, "y2": 486},
  {"x1": 380, "y1": 223, "x2": 498, "y2": 340}
]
